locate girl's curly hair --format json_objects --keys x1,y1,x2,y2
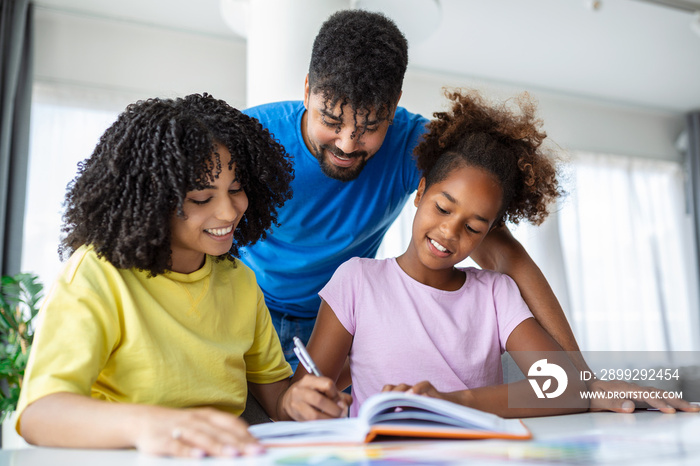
[
  {"x1": 60, "y1": 93, "x2": 293, "y2": 276},
  {"x1": 309, "y1": 9, "x2": 407, "y2": 124},
  {"x1": 415, "y1": 90, "x2": 562, "y2": 227}
]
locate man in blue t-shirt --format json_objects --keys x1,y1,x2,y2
[{"x1": 241, "y1": 10, "x2": 426, "y2": 371}]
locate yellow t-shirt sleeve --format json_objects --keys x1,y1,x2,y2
[
  {"x1": 244, "y1": 285, "x2": 292, "y2": 384},
  {"x1": 15, "y1": 249, "x2": 120, "y2": 430}
]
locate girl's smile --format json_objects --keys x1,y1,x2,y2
[
  {"x1": 427, "y1": 237, "x2": 452, "y2": 257},
  {"x1": 397, "y1": 163, "x2": 503, "y2": 290}
]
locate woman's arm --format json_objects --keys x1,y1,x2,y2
[
  {"x1": 384, "y1": 318, "x2": 588, "y2": 418},
  {"x1": 20, "y1": 392, "x2": 260, "y2": 457},
  {"x1": 268, "y1": 299, "x2": 354, "y2": 421}
]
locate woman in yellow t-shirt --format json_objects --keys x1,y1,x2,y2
[{"x1": 16, "y1": 94, "x2": 351, "y2": 458}]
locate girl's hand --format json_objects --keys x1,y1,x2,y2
[
  {"x1": 135, "y1": 406, "x2": 264, "y2": 458},
  {"x1": 587, "y1": 379, "x2": 700, "y2": 414},
  {"x1": 281, "y1": 374, "x2": 352, "y2": 421},
  {"x1": 381, "y1": 381, "x2": 466, "y2": 406},
  {"x1": 382, "y1": 381, "x2": 441, "y2": 398}
]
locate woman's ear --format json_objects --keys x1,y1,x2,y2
[{"x1": 414, "y1": 177, "x2": 427, "y2": 207}]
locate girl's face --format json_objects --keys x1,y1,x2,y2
[
  {"x1": 169, "y1": 144, "x2": 248, "y2": 274},
  {"x1": 406, "y1": 164, "x2": 503, "y2": 277}
]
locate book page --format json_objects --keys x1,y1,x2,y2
[
  {"x1": 250, "y1": 418, "x2": 368, "y2": 445},
  {"x1": 360, "y1": 392, "x2": 529, "y2": 436}
]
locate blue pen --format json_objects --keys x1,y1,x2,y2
[{"x1": 293, "y1": 336, "x2": 322, "y2": 377}]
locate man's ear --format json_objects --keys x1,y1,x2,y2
[
  {"x1": 414, "y1": 177, "x2": 427, "y2": 207},
  {"x1": 303, "y1": 74, "x2": 310, "y2": 109}
]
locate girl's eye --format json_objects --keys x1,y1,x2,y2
[
  {"x1": 435, "y1": 203, "x2": 448, "y2": 214},
  {"x1": 466, "y1": 225, "x2": 482, "y2": 234},
  {"x1": 230, "y1": 187, "x2": 243, "y2": 194},
  {"x1": 189, "y1": 197, "x2": 211, "y2": 205}
]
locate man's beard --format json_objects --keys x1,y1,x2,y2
[{"x1": 313, "y1": 145, "x2": 369, "y2": 182}]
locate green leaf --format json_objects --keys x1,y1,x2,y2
[{"x1": 0, "y1": 272, "x2": 44, "y2": 414}]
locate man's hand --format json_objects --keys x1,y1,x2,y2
[{"x1": 587, "y1": 379, "x2": 700, "y2": 413}]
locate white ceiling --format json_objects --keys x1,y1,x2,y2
[{"x1": 33, "y1": 0, "x2": 700, "y2": 113}]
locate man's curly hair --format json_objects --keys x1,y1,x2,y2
[
  {"x1": 60, "y1": 93, "x2": 294, "y2": 276},
  {"x1": 415, "y1": 90, "x2": 562, "y2": 227},
  {"x1": 309, "y1": 9, "x2": 408, "y2": 123}
]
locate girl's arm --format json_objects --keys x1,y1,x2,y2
[
  {"x1": 472, "y1": 226, "x2": 700, "y2": 414},
  {"x1": 470, "y1": 226, "x2": 582, "y2": 362},
  {"x1": 271, "y1": 299, "x2": 354, "y2": 421},
  {"x1": 384, "y1": 318, "x2": 589, "y2": 418},
  {"x1": 20, "y1": 392, "x2": 261, "y2": 457}
]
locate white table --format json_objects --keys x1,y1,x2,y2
[{"x1": 2, "y1": 410, "x2": 699, "y2": 465}]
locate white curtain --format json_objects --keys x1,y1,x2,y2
[
  {"x1": 21, "y1": 83, "x2": 131, "y2": 290},
  {"x1": 559, "y1": 152, "x2": 700, "y2": 352}
]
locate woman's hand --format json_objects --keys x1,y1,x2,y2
[
  {"x1": 134, "y1": 405, "x2": 263, "y2": 458},
  {"x1": 20, "y1": 393, "x2": 263, "y2": 458},
  {"x1": 281, "y1": 374, "x2": 352, "y2": 421}
]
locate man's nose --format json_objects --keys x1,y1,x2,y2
[{"x1": 335, "y1": 129, "x2": 360, "y2": 155}]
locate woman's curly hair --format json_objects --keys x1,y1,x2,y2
[
  {"x1": 60, "y1": 93, "x2": 293, "y2": 275},
  {"x1": 309, "y1": 9, "x2": 407, "y2": 124},
  {"x1": 415, "y1": 90, "x2": 562, "y2": 227}
]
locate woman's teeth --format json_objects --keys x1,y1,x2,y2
[{"x1": 206, "y1": 225, "x2": 233, "y2": 236}]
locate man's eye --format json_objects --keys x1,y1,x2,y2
[{"x1": 321, "y1": 119, "x2": 341, "y2": 128}]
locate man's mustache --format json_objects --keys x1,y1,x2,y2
[{"x1": 323, "y1": 145, "x2": 368, "y2": 160}]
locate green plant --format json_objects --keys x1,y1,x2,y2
[{"x1": 0, "y1": 273, "x2": 43, "y2": 423}]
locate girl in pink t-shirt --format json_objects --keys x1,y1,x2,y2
[{"x1": 282, "y1": 90, "x2": 588, "y2": 419}]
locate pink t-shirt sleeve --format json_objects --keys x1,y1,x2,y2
[
  {"x1": 319, "y1": 257, "x2": 362, "y2": 335},
  {"x1": 492, "y1": 273, "x2": 534, "y2": 352}
]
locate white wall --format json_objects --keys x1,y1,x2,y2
[
  {"x1": 34, "y1": 8, "x2": 248, "y2": 110},
  {"x1": 401, "y1": 68, "x2": 685, "y2": 163},
  {"x1": 34, "y1": 7, "x2": 685, "y2": 165}
]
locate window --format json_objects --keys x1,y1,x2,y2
[
  {"x1": 21, "y1": 84, "x2": 133, "y2": 289},
  {"x1": 558, "y1": 152, "x2": 700, "y2": 351}
]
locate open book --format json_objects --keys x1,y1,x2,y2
[{"x1": 250, "y1": 392, "x2": 531, "y2": 445}]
